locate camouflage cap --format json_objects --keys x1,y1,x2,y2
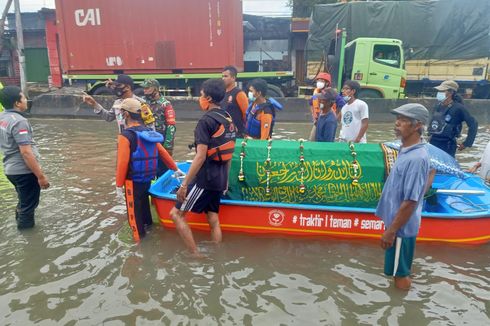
[{"x1": 141, "y1": 79, "x2": 160, "y2": 89}]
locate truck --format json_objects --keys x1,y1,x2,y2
[
  {"x1": 314, "y1": 28, "x2": 406, "y2": 99},
  {"x1": 307, "y1": 0, "x2": 490, "y2": 98},
  {"x1": 52, "y1": 0, "x2": 293, "y2": 97}
]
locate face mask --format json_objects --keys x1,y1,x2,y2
[
  {"x1": 436, "y1": 92, "x2": 447, "y2": 102},
  {"x1": 319, "y1": 103, "x2": 325, "y2": 109},
  {"x1": 248, "y1": 91, "x2": 256, "y2": 102},
  {"x1": 316, "y1": 81, "x2": 326, "y2": 89},
  {"x1": 199, "y1": 96, "x2": 210, "y2": 111},
  {"x1": 343, "y1": 96, "x2": 351, "y2": 102},
  {"x1": 145, "y1": 91, "x2": 158, "y2": 101},
  {"x1": 114, "y1": 86, "x2": 126, "y2": 98}
]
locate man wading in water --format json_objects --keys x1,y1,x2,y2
[{"x1": 376, "y1": 103, "x2": 430, "y2": 290}]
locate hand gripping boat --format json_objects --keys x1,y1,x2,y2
[{"x1": 150, "y1": 140, "x2": 490, "y2": 244}]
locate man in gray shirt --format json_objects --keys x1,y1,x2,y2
[
  {"x1": 376, "y1": 103, "x2": 430, "y2": 290},
  {"x1": 0, "y1": 86, "x2": 50, "y2": 229},
  {"x1": 82, "y1": 74, "x2": 154, "y2": 133}
]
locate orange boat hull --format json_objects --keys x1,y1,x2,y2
[{"x1": 153, "y1": 198, "x2": 490, "y2": 245}]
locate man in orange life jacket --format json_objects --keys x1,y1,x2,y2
[
  {"x1": 170, "y1": 79, "x2": 236, "y2": 255},
  {"x1": 115, "y1": 98, "x2": 181, "y2": 242},
  {"x1": 246, "y1": 78, "x2": 279, "y2": 140},
  {"x1": 221, "y1": 66, "x2": 249, "y2": 138}
]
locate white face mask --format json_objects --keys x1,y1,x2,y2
[
  {"x1": 319, "y1": 103, "x2": 324, "y2": 109},
  {"x1": 343, "y1": 96, "x2": 351, "y2": 102},
  {"x1": 436, "y1": 92, "x2": 447, "y2": 102},
  {"x1": 248, "y1": 91, "x2": 256, "y2": 102},
  {"x1": 316, "y1": 81, "x2": 326, "y2": 89}
]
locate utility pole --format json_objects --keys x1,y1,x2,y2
[
  {"x1": 0, "y1": 0, "x2": 14, "y2": 55},
  {"x1": 14, "y1": 0, "x2": 27, "y2": 96}
]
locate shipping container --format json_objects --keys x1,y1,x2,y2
[{"x1": 55, "y1": 0, "x2": 244, "y2": 75}]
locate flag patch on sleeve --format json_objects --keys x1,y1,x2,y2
[{"x1": 18, "y1": 129, "x2": 28, "y2": 135}]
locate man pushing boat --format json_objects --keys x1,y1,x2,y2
[{"x1": 170, "y1": 79, "x2": 236, "y2": 255}]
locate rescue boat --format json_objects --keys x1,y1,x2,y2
[{"x1": 149, "y1": 161, "x2": 490, "y2": 245}]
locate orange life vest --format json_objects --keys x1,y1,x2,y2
[{"x1": 205, "y1": 109, "x2": 237, "y2": 163}]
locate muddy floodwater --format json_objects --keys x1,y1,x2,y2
[{"x1": 0, "y1": 119, "x2": 489, "y2": 325}]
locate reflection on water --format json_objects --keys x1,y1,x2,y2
[{"x1": 0, "y1": 119, "x2": 489, "y2": 325}]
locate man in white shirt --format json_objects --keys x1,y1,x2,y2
[{"x1": 338, "y1": 80, "x2": 369, "y2": 143}]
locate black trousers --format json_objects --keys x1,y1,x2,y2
[
  {"x1": 429, "y1": 137, "x2": 457, "y2": 157},
  {"x1": 6, "y1": 173, "x2": 41, "y2": 229},
  {"x1": 125, "y1": 180, "x2": 152, "y2": 241}
]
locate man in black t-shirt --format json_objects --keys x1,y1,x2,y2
[
  {"x1": 221, "y1": 66, "x2": 248, "y2": 138},
  {"x1": 170, "y1": 79, "x2": 236, "y2": 255}
]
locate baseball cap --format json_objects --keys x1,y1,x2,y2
[
  {"x1": 141, "y1": 79, "x2": 160, "y2": 89},
  {"x1": 391, "y1": 103, "x2": 429, "y2": 125},
  {"x1": 114, "y1": 74, "x2": 134, "y2": 89},
  {"x1": 434, "y1": 80, "x2": 459, "y2": 92},
  {"x1": 120, "y1": 98, "x2": 141, "y2": 113},
  {"x1": 317, "y1": 89, "x2": 337, "y2": 102}
]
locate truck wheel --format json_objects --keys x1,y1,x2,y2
[
  {"x1": 358, "y1": 89, "x2": 382, "y2": 99},
  {"x1": 267, "y1": 84, "x2": 285, "y2": 98},
  {"x1": 92, "y1": 86, "x2": 114, "y2": 96}
]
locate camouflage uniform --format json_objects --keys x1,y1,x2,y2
[
  {"x1": 150, "y1": 96, "x2": 176, "y2": 152},
  {"x1": 142, "y1": 79, "x2": 176, "y2": 153}
]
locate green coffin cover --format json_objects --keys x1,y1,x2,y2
[{"x1": 227, "y1": 139, "x2": 388, "y2": 208}]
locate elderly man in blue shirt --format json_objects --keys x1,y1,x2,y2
[{"x1": 376, "y1": 103, "x2": 430, "y2": 290}]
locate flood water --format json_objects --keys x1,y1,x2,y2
[{"x1": 1, "y1": 119, "x2": 489, "y2": 325}]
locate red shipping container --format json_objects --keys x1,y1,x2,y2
[{"x1": 55, "y1": 0, "x2": 243, "y2": 74}]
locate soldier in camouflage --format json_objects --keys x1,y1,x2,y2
[{"x1": 142, "y1": 79, "x2": 177, "y2": 176}]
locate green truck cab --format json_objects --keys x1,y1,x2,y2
[
  {"x1": 321, "y1": 30, "x2": 407, "y2": 99},
  {"x1": 343, "y1": 37, "x2": 406, "y2": 99}
]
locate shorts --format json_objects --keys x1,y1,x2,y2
[
  {"x1": 175, "y1": 184, "x2": 222, "y2": 214},
  {"x1": 384, "y1": 236, "x2": 416, "y2": 277}
]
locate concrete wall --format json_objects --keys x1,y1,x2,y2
[{"x1": 30, "y1": 94, "x2": 490, "y2": 124}]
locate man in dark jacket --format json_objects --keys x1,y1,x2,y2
[{"x1": 428, "y1": 80, "x2": 478, "y2": 157}]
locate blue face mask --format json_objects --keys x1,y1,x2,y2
[
  {"x1": 436, "y1": 92, "x2": 447, "y2": 102},
  {"x1": 248, "y1": 91, "x2": 256, "y2": 102}
]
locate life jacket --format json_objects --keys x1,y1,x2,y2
[
  {"x1": 128, "y1": 129, "x2": 163, "y2": 182},
  {"x1": 140, "y1": 102, "x2": 155, "y2": 126},
  {"x1": 428, "y1": 103, "x2": 461, "y2": 139},
  {"x1": 245, "y1": 98, "x2": 282, "y2": 139},
  {"x1": 205, "y1": 109, "x2": 237, "y2": 163},
  {"x1": 221, "y1": 87, "x2": 245, "y2": 138}
]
